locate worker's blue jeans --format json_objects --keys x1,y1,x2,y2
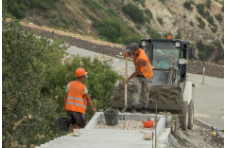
[{"x1": 132, "y1": 76, "x2": 152, "y2": 108}]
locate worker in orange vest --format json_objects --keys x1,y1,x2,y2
[
  {"x1": 124, "y1": 43, "x2": 153, "y2": 114},
  {"x1": 63, "y1": 68, "x2": 96, "y2": 136}
]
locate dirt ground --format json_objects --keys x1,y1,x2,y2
[{"x1": 21, "y1": 24, "x2": 224, "y2": 148}]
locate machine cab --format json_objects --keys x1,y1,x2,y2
[{"x1": 139, "y1": 38, "x2": 194, "y2": 85}]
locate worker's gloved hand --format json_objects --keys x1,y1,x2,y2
[
  {"x1": 124, "y1": 52, "x2": 130, "y2": 58},
  {"x1": 124, "y1": 79, "x2": 129, "y2": 84}
]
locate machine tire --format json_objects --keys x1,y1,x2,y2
[
  {"x1": 188, "y1": 100, "x2": 194, "y2": 129},
  {"x1": 179, "y1": 101, "x2": 188, "y2": 131}
]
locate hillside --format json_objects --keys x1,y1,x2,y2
[{"x1": 3, "y1": 0, "x2": 224, "y2": 64}]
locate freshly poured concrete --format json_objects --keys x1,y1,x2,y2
[{"x1": 36, "y1": 112, "x2": 169, "y2": 148}]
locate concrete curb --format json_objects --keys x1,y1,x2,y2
[{"x1": 195, "y1": 118, "x2": 224, "y2": 139}]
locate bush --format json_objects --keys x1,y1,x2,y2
[
  {"x1": 213, "y1": 41, "x2": 224, "y2": 62},
  {"x1": 5, "y1": 0, "x2": 59, "y2": 19},
  {"x1": 184, "y1": 1, "x2": 193, "y2": 10},
  {"x1": 122, "y1": 36, "x2": 142, "y2": 45},
  {"x1": 144, "y1": 9, "x2": 153, "y2": 19},
  {"x1": 157, "y1": 17, "x2": 163, "y2": 25},
  {"x1": 147, "y1": 25, "x2": 161, "y2": 38},
  {"x1": 196, "y1": 16, "x2": 205, "y2": 29},
  {"x1": 207, "y1": 16, "x2": 214, "y2": 25},
  {"x1": 196, "y1": 40, "x2": 213, "y2": 61},
  {"x1": 92, "y1": 19, "x2": 121, "y2": 43},
  {"x1": 122, "y1": 3, "x2": 145, "y2": 23},
  {"x1": 144, "y1": 16, "x2": 151, "y2": 23},
  {"x1": 190, "y1": 21, "x2": 194, "y2": 26},
  {"x1": 215, "y1": 14, "x2": 223, "y2": 23},
  {"x1": 209, "y1": 24, "x2": 217, "y2": 33},
  {"x1": 2, "y1": 19, "x2": 68, "y2": 148},
  {"x1": 196, "y1": 4, "x2": 210, "y2": 18},
  {"x1": 206, "y1": 0, "x2": 211, "y2": 9}
]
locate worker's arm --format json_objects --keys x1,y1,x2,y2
[
  {"x1": 125, "y1": 59, "x2": 144, "y2": 83},
  {"x1": 63, "y1": 92, "x2": 68, "y2": 111},
  {"x1": 84, "y1": 93, "x2": 96, "y2": 114}
]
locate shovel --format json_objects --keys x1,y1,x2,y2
[{"x1": 121, "y1": 56, "x2": 128, "y2": 113}]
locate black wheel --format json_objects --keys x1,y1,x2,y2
[
  {"x1": 188, "y1": 100, "x2": 194, "y2": 129},
  {"x1": 179, "y1": 101, "x2": 188, "y2": 131}
]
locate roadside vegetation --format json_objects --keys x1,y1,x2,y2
[{"x1": 2, "y1": 18, "x2": 122, "y2": 147}]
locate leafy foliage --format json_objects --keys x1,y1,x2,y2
[
  {"x1": 3, "y1": 0, "x2": 59, "y2": 19},
  {"x1": 215, "y1": 13, "x2": 223, "y2": 23},
  {"x1": 196, "y1": 41, "x2": 213, "y2": 61},
  {"x1": 157, "y1": 17, "x2": 163, "y2": 25},
  {"x1": 213, "y1": 41, "x2": 224, "y2": 62},
  {"x1": 147, "y1": 25, "x2": 161, "y2": 39},
  {"x1": 183, "y1": 1, "x2": 193, "y2": 10},
  {"x1": 196, "y1": 16, "x2": 205, "y2": 29},
  {"x1": 206, "y1": 0, "x2": 211, "y2": 9},
  {"x1": 3, "y1": 18, "x2": 123, "y2": 147},
  {"x1": 122, "y1": 3, "x2": 145, "y2": 23},
  {"x1": 2, "y1": 19, "x2": 67, "y2": 147},
  {"x1": 92, "y1": 19, "x2": 121, "y2": 43},
  {"x1": 196, "y1": 4, "x2": 210, "y2": 19},
  {"x1": 144, "y1": 9, "x2": 153, "y2": 19}
]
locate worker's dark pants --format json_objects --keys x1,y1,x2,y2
[{"x1": 132, "y1": 76, "x2": 152, "y2": 108}]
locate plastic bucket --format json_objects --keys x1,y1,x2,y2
[
  {"x1": 57, "y1": 117, "x2": 70, "y2": 131},
  {"x1": 104, "y1": 110, "x2": 118, "y2": 125}
]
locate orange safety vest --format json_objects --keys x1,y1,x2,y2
[
  {"x1": 133, "y1": 48, "x2": 153, "y2": 79},
  {"x1": 66, "y1": 81, "x2": 87, "y2": 114}
]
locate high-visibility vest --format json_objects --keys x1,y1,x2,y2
[
  {"x1": 66, "y1": 81, "x2": 87, "y2": 114},
  {"x1": 133, "y1": 48, "x2": 153, "y2": 79}
]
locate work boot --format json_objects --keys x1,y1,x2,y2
[
  {"x1": 131, "y1": 106, "x2": 137, "y2": 114},
  {"x1": 142, "y1": 107, "x2": 149, "y2": 114}
]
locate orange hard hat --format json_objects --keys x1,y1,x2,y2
[
  {"x1": 75, "y1": 68, "x2": 87, "y2": 77},
  {"x1": 142, "y1": 120, "x2": 154, "y2": 128}
]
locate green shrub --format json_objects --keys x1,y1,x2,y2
[
  {"x1": 190, "y1": 21, "x2": 194, "y2": 26},
  {"x1": 4, "y1": 0, "x2": 59, "y2": 19},
  {"x1": 213, "y1": 41, "x2": 224, "y2": 62},
  {"x1": 136, "y1": 24, "x2": 142, "y2": 30},
  {"x1": 209, "y1": 24, "x2": 217, "y2": 33},
  {"x1": 144, "y1": 16, "x2": 151, "y2": 23},
  {"x1": 157, "y1": 17, "x2": 163, "y2": 25},
  {"x1": 122, "y1": 36, "x2": 142, "y2": 45},
  {"x1": 92, "y1": 19, "x2": 121, "y2": 43},
  {"x1": 196, "y1": 16, "x2": 205, "y2": 29},
  {"x1": 215, "y1": 14, "x2": 223, "y2": 23},
  {"x1": 196, "y1": 4, "x2": 210, "y2": 18},
  {"x1": 147, "y1": 25, "x2": 161, "y2": 38},
  {"x1": 122, "y1": 3, "x2": 145, "y2": 23},
  {"x1": 206, "y1": 0, "x2": 211, "y2": 9},
  {"x1": 144, "y1": 9, "x2": 153, "y2": 19},
  {"x1": 183, "y1": 1, "x2": 193, "y2": 10},
  {"x1": 133, "y1": 0, "x2": 146, "y2": 7},
  {"x1": 207, "y1": 16, "x2": 214, "y2": 25},
  {"x1": 196, "y1": 40, "x2": 214, "y2": 61}
]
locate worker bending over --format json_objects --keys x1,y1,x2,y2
[
  {"x1": 124, "y1": 43, "x2": 153, "y2": 114},
  {"x1": 63, "y1": 68, "x2": 96, "y2": 136}
]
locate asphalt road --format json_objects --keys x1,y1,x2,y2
[{"x1": 66, "y1": 45, "x2": 224, "y2": 130}]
